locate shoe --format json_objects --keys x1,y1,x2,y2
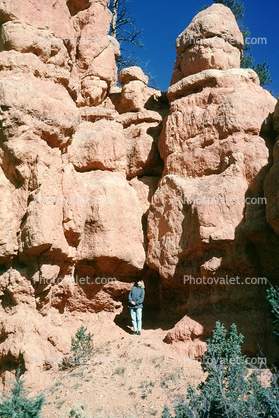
[
  {"x1": 137, "y1": 331, "x2": 141, "y2": 335},
  {"x1": 133, "y1": 331, "x2": 137, "y2": 335}
]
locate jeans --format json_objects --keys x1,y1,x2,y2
[{"x1": 130, "y1": 308, "x2": 142, "y2": 332}]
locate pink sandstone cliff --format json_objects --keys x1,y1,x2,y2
[{"x1": 0, "y1": 0, "x2": 278, "y2": 385}]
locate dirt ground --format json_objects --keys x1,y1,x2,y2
[{"x1": 32, "y1": 311, "x2": 205, "y2": 418}]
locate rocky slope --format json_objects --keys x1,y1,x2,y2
[{"x1": 0, "y1": 0, "x2": 278, "y2": 388}]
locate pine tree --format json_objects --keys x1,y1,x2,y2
[
  {"x1": 0, "y1": 369, "x2": 45, "y2": 417},
  {"x1": 267, "y1": 285, "x2": 279, "y2": 344},
  {"x1": 70, "y1": 325, "x2": 94, "y2": 365},
  {"x1": 162, "y1": 321, "x2": 279, "y2": 417}
]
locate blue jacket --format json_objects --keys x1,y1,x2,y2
[{"x1": 128, "y1": 285, "x2": 145, "y2": 309}]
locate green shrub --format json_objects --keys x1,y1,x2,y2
[
  {"x1": 61, "y1": 326, "x2": 94, "y2": 369},
  {"x1": 0, "y1": 368, "x2": 45, "y2": 417},
  {"x1": 61, "y1": 400, "x2": 91, "y2": 418},
  {"x1": 162, "y1": 321, "x2": 279, "y2": 417},
  {"x1": 71, "y1": 326, "x2": 94, "y2": 363},
  {"x1": 267, "y1": 285, "x2": 279, "y2": 345},
  {"x1": 112, "y1": 367, "x2": 125, "y2": 376}
]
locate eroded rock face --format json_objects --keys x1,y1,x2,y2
[
  {"x1": 0, "y1": 0, "x2": 166, "y2": 385},
  {"x1": 0, "y1": 22, "x2": 70, "y2": 67},
  {"x1": 63, "y1": 169, "x2": 146, "y2": 274},
  {"x1": 0, "y1": 0, "x2": 75, "y2": 40},
  {"x1": 147, "y1": 5, "x2": 278, "y2": 358},
  {"x1": 68, "y1": 120, "x2": 127, "y2": 172},
  {"x1": 161, "y1": 68, "x2": 275, "y2": 181},
  {"x1": 264, "y1": 99, "x2": 279, "y2": 234},
  {"x1": 0, "y1": 0, "x2": 278, "y2": 384},
  {"x1": 147, "y1": 154, "x2": 249, "y2": 279}
]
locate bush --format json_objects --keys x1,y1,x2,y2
[
  {"x1": 61, "y1": 400, "x2": 91, "y2": 418},
  {"x1": 267, "y1": 285, "x2": 279, "y2": 345},
  {"x1": 0, "y1": 368, "x2": 45, "y2": 417},
  {"x1": 71, "y1": 325, "x2": 94, "y2": 363},
  {"x1": 162, "y1": 321, "x2": 279, "y2": 417},
  {"x1": 60, "y1": 326, "x2": 94, "y2": 369}
]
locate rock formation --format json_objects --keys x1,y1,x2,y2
[
  {"x1": 147, "y1": 4, "x2": 278, "y2": 358},
  {"x1": 0, "y1": 0, "x2": 167, "y2": 386},
  {"x1": 0, "y1": 0, "x2": 278, "y2": 386},
  {"x1": 171, "y1": 4, "x2": 243, "y2": 84}
]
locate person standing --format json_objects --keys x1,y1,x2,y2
[{"x1": 128, "y1": 280, "x2": 145, "y2": 335}]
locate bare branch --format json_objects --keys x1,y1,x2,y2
[{"x1": 109, "y1": 0, "x2": 158, "y2": 88}]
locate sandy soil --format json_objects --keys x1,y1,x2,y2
[{"x1": 33, "y1": 313, "x2": 205, "y2": 418}]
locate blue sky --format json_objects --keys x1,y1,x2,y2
[{"x1": 121, "y1": 0, "x2": 279, "y2": 97}]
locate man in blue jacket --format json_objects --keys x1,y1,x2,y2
[{"x1": 128, "y1": 280, "x2": 145, "y2": 335}]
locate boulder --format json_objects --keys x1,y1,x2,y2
[
  {"x1": 116, "y1": 110, "x2": 162, "y2": 128},
  {"x1": 118, "y1": 67, "x2": 155, "y2": 113},
  {"x1": 68, "y1": 120, "x2": 127, "y2": 172},
  {"x1": 78, "y1": 75, "x2": 108, "y2": 107},
  {"x1": 147, "y1": 154, "x2": 248, "y2": 278},
  {"x1": 19, "y1": 148, "x2": 70, "y2": 257},
  {"x1": 171, "y1": 4, "x2": 243, "y2": 82},
  {"x1": 0, "y1": 0, "x2": 75, "y2": 40},
  {"x1": 0, "y1": 50, "x2": 71, "y2": 84},
  {"x1": 166, "y1": 316, "x2": 206, "y2": 358},
  {"x1": 64, "y1": 171, "x2": 146, "y2": 276},
  {"x1": 79, "y1": 106, "x2": 118, "y2": 123},
  {"x1": 126, "y1": 122, "x2": 164, "y2": 179},
  {"x1": 119, "y1": 66, "x2": 149, "y2": 86},
  {"x1": 160, "y1": 69, "x2": 276, "y2": 183},
  {"x1": 0, "y1": 78, "x2": 79, "y2": 148},
  {"x1": 72, "y1": 2, "x2": 112, "y2": 68},
  {"x1": 0, "y1": 21, "x2": 69, "y2": 67},
  {"x1": 119, "y1": 80, "x2": 147, "y2": 113},
  {"x1": 86, "y1": 45, "x2": 117, "y2": 85}
]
